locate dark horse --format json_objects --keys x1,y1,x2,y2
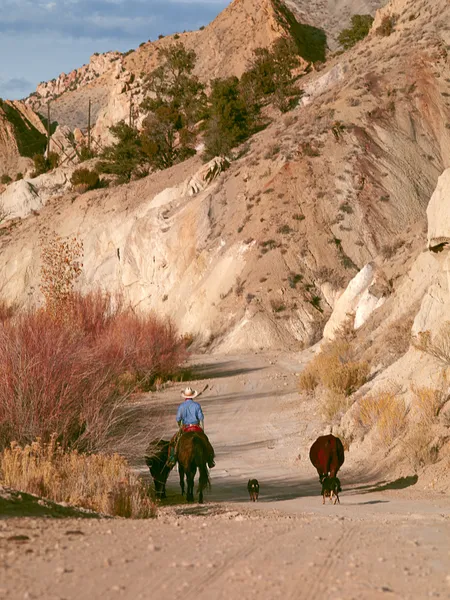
[
  {"x1": 144, "y1": 439, "x2": 174, "y2": 499},
  {"x1": 177, "y1": 432, "x2": 212, "y2": 503}
]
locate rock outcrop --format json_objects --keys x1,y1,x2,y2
[
  {"x1": 427, "y1": 169, "x2": 450, "y2": 250},
  {"x1": 0, "y1": 100, "x2": 47, "y2": 179},
  {"x1": 0, "y1": 165, "x2": 76, "y2": 219},
  {"x1": 322, "y1": 263, "x2": 386, "y2": 340}
]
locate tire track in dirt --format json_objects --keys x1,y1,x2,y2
[
  {"x1": 183, "y1": 522, "x2": 294, "y2": 600},
  {"x1": 287, "y1": 523, "x2": 358, "y2": 600}
]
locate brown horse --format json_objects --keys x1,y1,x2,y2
[
  {"x1": 144, "y1": 439, "x2": 174, "y2": 500},
  {"x1": 309, "y1": 434, "x2": 345, "y2": 483},
  {"x1": 177, "y1": 432, "x2": 212, "y2": 503}
]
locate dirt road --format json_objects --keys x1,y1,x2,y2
[{"x1": 1, "y1": 353, "x2": 450, "y2": 599}]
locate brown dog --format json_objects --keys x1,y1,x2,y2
[
  {"x1": 247, "y1": 479, "x2": 260, "y2": 502},
  {"x1": 321, "y1": 476, "x2": 341, "y2": 505}
]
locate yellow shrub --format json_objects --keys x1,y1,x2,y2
[
  {"x1": 411, "y1": 385, "x2": 447, "y2": 423},
  {"x1": 299, "y1": 340, "x2": 369, "y2": 397},
  {"x1": 298, "y1": 367, "x2": 319, "y2": 392},
  {"x1": 358, "y1": 390, "x2": 407, "y2": 447},
  {"x1": 0, "y1": 436, "x2": 155, "y2": 518},
  {"x1": 402, "y1": 424, "x2": 439, "y2": 469},
  {"x1": 320, "y1": 390, "x2": 351, "y2": 421}
]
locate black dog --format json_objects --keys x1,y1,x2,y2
[
  {"x1": 247, "y1": 479, "x2": 260, "y2": 502},
  {"x1": 321, "y1": 476, "x2": 341, "y2": 505}
]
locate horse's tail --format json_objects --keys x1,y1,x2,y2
[{"x1": 193, "y1": 436, "x2": 210, "y2": 494}]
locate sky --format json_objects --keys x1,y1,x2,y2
[{"x1": 0, "y1": 0, "x2": 230, "y2": 100}]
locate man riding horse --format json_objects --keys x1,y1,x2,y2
[{"x1": 168, "y1": 387, "x2": 215, "y2": 469}]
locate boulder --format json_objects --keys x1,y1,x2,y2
[
  {"x1": 427, "y1": 168, "x2": 450, "y2": 250},
  {"x1": 322, "y1": 263, "x2": 385, "y2": 340},
  {"x1": 0, "y1": 166, "x2": 75, "y2": 220}
]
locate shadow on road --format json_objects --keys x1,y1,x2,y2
[
  {"x1": 190, "y1": 361, "x2": 266, "y2": 381},
  {"x1": 346, "y1": 475, "x2": 419, "y2": 495}
]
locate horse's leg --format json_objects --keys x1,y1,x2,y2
[
  {"x1": 179, "y1": 465, "x2": 185, "y2": 496},
  {"x1": 186, "y1": 468, "x2": 195, "y2": 502}
]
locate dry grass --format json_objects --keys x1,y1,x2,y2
[
  {"x1": 402, "y1": 424, "x2": 439, "y2": 469},
  {"x1": 413, "y1": 323, "x2": 450, "y2": 366},
  {"x1": 298, "y1": 369, "x2": 318, "y2": 392},
  {"x1": 299, "y1": 340, "x2": 369, "y2": 397},
  {"x1": 319, "y1": 390, "x2": 351, "y2": 421},
  {"x1": 411, "y1": 384, "x2": 448, "y2": 423},
  {"x1": 0, "y1": 436, "x2": 155, "y2": 518},
  {"x1": 358, "y1": 389, "x2": 407, "y2": 447}
]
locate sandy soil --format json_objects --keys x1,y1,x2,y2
[{"x1": 1, "y1": 353, "x2": 449, "y2": 599}]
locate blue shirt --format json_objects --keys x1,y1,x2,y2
[{"x1": 176, "y1": 399, "x2": 204, "y2": 425}]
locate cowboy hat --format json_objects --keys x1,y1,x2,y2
[{"x1": 181, "y1": 387, "x2": 199, "y2": 399}]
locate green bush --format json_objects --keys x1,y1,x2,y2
[
  {"x1": 338, "y1": 15, "x2": 374, "y2": 49},
  {"x1": 98, "y1": 122, "x2": 148, "y2": 183},
  {"x1": 240, "y1": 38, "x2": 303, "y2": 112},
  {"x1": 0, "y1": 175, "x2": 12, "y2": 185},
  {"x1": 140, "y1": 42, "x2": 206, "y2": 169},
  {"x1": 203, "y1": 76, "x2": 259, "y2": 159}
]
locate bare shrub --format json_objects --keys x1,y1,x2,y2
[
  {"x1": 413, "y1": 323, "x2": 450, "y2": 365},
  {"x1": 314, "y1": 266, "x2": 345, "y2": 289},
  {"x1": 0, "y1": 310, "x2": 124, "y2": 451},
  {"x1": 411, "y1": 385, "x2": 448, "y2": 423},
  {"x1": 0, "y1": 292, "x2": 186, "y2": 451},
  {"x1": 0, "y1": 300, "x2": 15, "y2": 323},
  {"x1": 320, "y1": 390, "x2": 351, "y2": 421},
  {"x1": 402, "y1": 424, "x2": 439, "y2": 469},
  {"x1": 0, "y1": 437, "x2": 155, "y2": 518},
  {"x1": 96, "y1": 310, "x2": 186, "y2": 390}
]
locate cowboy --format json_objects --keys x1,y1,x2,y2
[
  {"x1": 176, "y1": 387, "x2": 204, "y2": 431},
  {"x1": 168, "y1": 387, "x2": 215, "y2": 468}
]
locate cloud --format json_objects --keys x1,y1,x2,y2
[
  {"x1": 0, "y1": 0, "x2": 229, "y2": 39},
  {"x1": 0, "y1": 76, "x2": 33, "y2": 98},
  {"x1": 0, "y1": 0, "x2": 229, "y2": 99}
]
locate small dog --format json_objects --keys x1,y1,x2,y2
[
  {"x1": 247, "y1": 479, "x2": 260, "y2": 502},
  {"x1": 321, "y1": 476, "x2": 341, "y2": 505}
]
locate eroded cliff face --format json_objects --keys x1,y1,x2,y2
[
  {"x1": 0, "y1": 0, "x2": 449, "y2": 354},
  {"x1": 0, "y1": 100, "x2": 47, "y2": 180}
]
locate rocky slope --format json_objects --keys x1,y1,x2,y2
[{"x1": 0, "y1": 0, "x2": 449, "y2": 354}]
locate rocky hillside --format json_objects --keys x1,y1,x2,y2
[
  {"x1": 0, "y1": 0, "x2": 448, "y2": 354},
  {"x1": 22, "y1": 0, "x2": 388, "y2": 144}
]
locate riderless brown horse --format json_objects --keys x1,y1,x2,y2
[{"x1": 177, "y1": 431, "x2": 212, "y2": 503}]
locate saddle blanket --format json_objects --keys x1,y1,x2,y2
[{"x1": 182, "y1": 425, "x2": 203, "y2": 433}]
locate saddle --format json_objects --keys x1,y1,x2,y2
[
  {"x1": 168, "y1": 427, "x2": 215, "y2": 469},
  {"x1": 182, "y1": 424, "x2": 203, "y2": 433}
]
